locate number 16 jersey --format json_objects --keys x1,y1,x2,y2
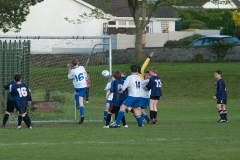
[{"x1": 68, "y1": 66, "x2": 87, "y2": 88}]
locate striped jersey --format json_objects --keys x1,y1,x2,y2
[
  {"x1": 11, "y1": 82, "x2": 32, "y2": 108},
  {"x1": 68, "y1": 66, "x2": 87, "y2": 88},
  {"x1": 3, "y1": 81, "x2": 15, "y2": 101},
  {"x1": 215, "y1": 78, "x2": 227, "y2": 99},
  {"x1": 146, "y1": 75, "x2": 162, "y2": 97},
  {"x1": 110, "y1": 79, "x2": 125, "y2": 107}
]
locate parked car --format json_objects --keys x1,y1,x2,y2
[{"x1": 189, "y1": 35, "x2": 240, "y2": 46}]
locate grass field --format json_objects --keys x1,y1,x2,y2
[{"x1": 1, "y1": 62, "x2": 240, "y2": 160}]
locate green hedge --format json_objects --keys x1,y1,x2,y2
[
  {"x1": 164, "y1": 34, "x2": 203, "y2": 46},
  {"x1": 181, "y1": 20, "x2": 206, "y2": 30},
  {"x1": 176, "y1": 8, "x2": 238, "y2": 29}
]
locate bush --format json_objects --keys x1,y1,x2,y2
[
  {"x1": 163, "y1": 40, "x2": 183, "y2": 47},
  {"x1": 177, "y1": 8, "x2": 233, "y2": 29},
  {"x1": 233, "y1": 27, "x2": 240, "y2": 40},
  {"x1": 178, "y1": 34, "x2": 203, "y2": 46},
  {"x1": 189, "y1": 23, "x2": 203, "y2": 29},
  {"x1": 220, "y1": 19, "x2": 236, "y2": 36},
  {"x1": 210, "y1": 42, "x2": 233, "y2": 60},
  {"x1": 181, "y1": 20, "x2": 206, "y2": 30}
]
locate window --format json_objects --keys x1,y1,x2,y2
[
  {"x1": 108, "y1": 21, "x2": 116, "y2": 25},
  {"x1": 161, "y1": 21, "x2": 169, "y2": 33},
  {"x1": 192, "y1": 39, "x2": 204, "y2": 46},
  {"x1": 203, "y1": 38, "x2": 213, "y2": 46}
]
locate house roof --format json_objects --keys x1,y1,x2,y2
[
  {"x1": 232, "y1": 0, "x2": 240, "y2": 6},
  {"x1": 82, "y1": 0, "x2": 177, "y2": 18}
]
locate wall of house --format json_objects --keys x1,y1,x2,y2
[{"x1": 0, "y1": 0, "x2": 106, "y2": 36}]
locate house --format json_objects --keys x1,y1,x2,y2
[
  {"x1": 174, "y1": 0, "x2": 240, "y2": 9},
  {"x1": 0, "y1": 0, "x2": 179, "y2": 37}
]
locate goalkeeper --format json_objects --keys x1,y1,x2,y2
[{"x1": 137, "y1": 52, "x2": 154, "y2": 80}]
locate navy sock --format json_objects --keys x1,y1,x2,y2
[
  {"x1": 106, "y1": 114, "x2": 112, "y2": 126},
  {"x1": 25, "y1": 114, "x2": 31, "y2": 125},
  {"x1": 23, "y1": 116, "x2": 30, "y2": 128},
  {"x1": 219, "y1": 110, "x2": 223, "y2": 119},
  {"x1": 2, "y1": 114, "x2": 9, "y2": 126},
  {"x1": 18, "y1": 116, "x2": 22, "y2": 126}
]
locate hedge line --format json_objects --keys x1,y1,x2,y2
[{"x1": 176, "y1": 8, "x2": 239, "y2": 29}]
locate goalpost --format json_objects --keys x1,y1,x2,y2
[{"x1": 0, "y1": 35, "x2": 112, "y2": 122}]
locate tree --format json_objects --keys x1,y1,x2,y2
[
  {"x1": 0, "y1": 0, "x2": 44, "y2": 33},
  {"x1": 66, "y1": 0, "x2": 223, "y2": 62}
]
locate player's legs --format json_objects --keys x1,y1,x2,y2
[
  {"x1": 78, "y1": 88, "x2": 87, "y2": 124},
  {"x1": 74, "y1": 91, "x2": 80, "y2": 109},
  {"x1": 139, "y1": 98, "x2": 150, "y2": 123},
  {"x1": 104, "y1": 101, "x2": 110, "y2": 121},
  {"x1": 2, "y1": 100, "x2": 15, "y2": 127},
  {"x1": 19, "y1": 107, "x2": 31, "y2": 129},
  {"x1": 115, "y1": 104, "x2": 127, "y2": 125},
  {"x1": 216, "y1": 99, "x2": 227, "y2": 122},
  {"x1": 141, "y1": 108, "x2": 150, "y2": 123},
  {"x1": 149, "y1": 99, "x2": 155, "y2": 122},
  {"x1": 104, "y1": 106, "x2": 114, "y2": 128}
]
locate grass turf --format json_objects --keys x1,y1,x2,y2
[{"x1": 0, "y1": 62, "x2": 240, "y2": 159}]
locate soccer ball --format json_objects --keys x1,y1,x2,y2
[{"x1": 101, "y1": 70, "x2": 110, "y2": 78}]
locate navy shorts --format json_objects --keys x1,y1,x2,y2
[
  {"x1": 6, "y1": 100, "x2": 18, "y2": 112},
  {"x1": 18, "y1": 106, "x2": 27, "y2": 114},
  {"x1": 217, "y1": 99, "x2": 227, "y2": 105},
  {"x1": 150, "y1": 96, "x2": 160, "y2": 100}
]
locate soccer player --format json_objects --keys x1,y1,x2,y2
[
  {"x1": 139, "y1": 71, "x2": 151, "y2": 123},
  {"x1": 10, "y1": 74, "x2": 32, "y2": 129},
  {"x1": 110, "y1": 64, "x2": 143, "y2": 128},
  {"x1": 213, "y1": 70, "x2": 228, "y2": 123},
  {"x1": 67, "y1": 58, "x2": 87, "y2": 124},
  {"x1": 137, "y1": 52, "x2": 154, "y2": 80},
  {"x1": 104, "y1": 71, "x2": 127, "y2": 128},
  {"x1": 146, "y1": 66, "x2": 162, "y2": 124},
  {"x1": 1, "y1": 80, "x2": 18, "y2": 127},
  {"x1": 104, "y1": 75, "x2": 115, "y2": 122}
]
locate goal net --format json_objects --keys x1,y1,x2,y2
[{"x1": 0, "y1": 36, "x2": 112, "y2": 122}]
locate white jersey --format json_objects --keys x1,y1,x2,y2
[
  {"x1": 142, "y1": 79, "x2": 151, "y2": 98},
  {"x1": 122, "y1": 74, "x2": 142, "y2": 97},
  {"x1": 104, "y1": 81, "x2": 113, "y2": 100},
  {"x1": 68, "y1": 66, "x2": 87, "y2": 88}
]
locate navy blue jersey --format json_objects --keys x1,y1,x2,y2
[
  {"x1": 215, "y1": 78, "x2": 227, "y2": 99},
  {"x1": 11, "y1": 82, "x2": 32, "y2": 108},
  {"x1": 121, "y1": 76, "x2": 128, "y2": 98},
  {"x1": 3, "y1": 81, "x2": 15, "y2": 101},
  {"x1": 146, "y1": 75, "x2": 162, "y2": 97},
  {"x1": 110, "y1": 79, "x2": 125, "y2": 107}
]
